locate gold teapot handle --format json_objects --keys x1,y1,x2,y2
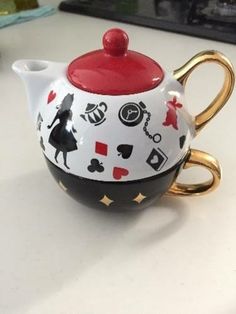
[
  {"x1": 173, "y1": 50, "x2": 235, "y2": 134},
  {"x1": 167, "y1": 51, "x2": 234, "y2": 196},
  {"x1": 166, "y1": 149, "x2": 221, "y2": 196}
]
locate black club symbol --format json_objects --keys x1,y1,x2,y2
[{"x1": 87, "y1": 159, "x2": 104, "y2": 173}]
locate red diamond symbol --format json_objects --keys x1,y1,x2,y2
[{"x1": 95, "y1": 141, "x2": 108, "y2": 156}]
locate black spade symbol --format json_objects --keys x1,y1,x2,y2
[
  {"x1": 88, "y1": 159, "x2": 104, "y2": 173},
  {"x1": 179, "y1": 135, "x2": 186, "y2": 149},
  {"x1": 117, "y1": 144, "x2": 133, "y2": 159}
]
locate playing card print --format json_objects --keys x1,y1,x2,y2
[
  {"x1": 146, "y1": 148, "x2": 168, "y2": 172},
  {"x1": 47, "y1": 90, "x2": 56, "y2": 104},
  {"x1": 113, "y1": 167, "x2": 129, "y2": 180},
  {"x1": 163, "y1": 96, "x2": 183, "y2": 130},
  {"x1": 88, "y1": 159, "x2": 104, "y2": 173},
  {"x1": 80, "y1": 102, "x2": 107, "y2": 126},
  {"x1": 117, "y1": 144, "x2": 133, "y2": 159},
  {"x1": 118, "y1": 101, "x2": 162, "y2": 143},
  {"x1": 91, "y1": 140, "x2": 130, "y2": 179},
  {"x1": 95, "y1": 141, "x2": 108, "y2": 156}
]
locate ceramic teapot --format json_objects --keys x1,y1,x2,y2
[{"x1": 13, "y1": 28, "x2": 235, "y2": 210}]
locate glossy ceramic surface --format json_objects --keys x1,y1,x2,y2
[
  {"x1": 34, "y1": 70, "x2": 194, "y2": 182},
  {"x1": 45, "y1": 154, "x2": 186, "y2": 211},
  {"x1": 67, "y1": 29, "x2": 164, "y2": 95}
]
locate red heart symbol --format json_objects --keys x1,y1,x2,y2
[
  {"x1": 47, "y1": 90, "x2": 56, "y2": 104},
  {"x1": 113, "y1": 167, "x2": 129, "y2": 180}
]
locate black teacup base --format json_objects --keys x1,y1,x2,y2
[{"x1": 45, "y1": 156, "x2": 186, "y2": 211}]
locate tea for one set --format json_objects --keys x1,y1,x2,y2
[{"x1": 13, "y1": 28, "x2": 235, "y2": 210}]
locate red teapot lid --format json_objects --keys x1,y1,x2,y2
[{"x1": 67, "y1": 28, "x2": 164, "y2": 95}]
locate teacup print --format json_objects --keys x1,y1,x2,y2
[{"x1": 13, "y1": 28, "x2": 235, "y2": 210}]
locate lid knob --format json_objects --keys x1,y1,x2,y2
[{"x1": 103, "y1": 28, "x2": 129, "y2": 57}]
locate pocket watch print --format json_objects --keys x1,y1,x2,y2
[
  {"x1": 118, "y1": 101, "x2": 162, "y2": 143},
  {"x1": 47, "y1": 93, "x2": 78, "y2": 169}
]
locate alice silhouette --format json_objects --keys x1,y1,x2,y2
[{"x1": 48, "y1": 93, "x2": 77, "y2": 169}]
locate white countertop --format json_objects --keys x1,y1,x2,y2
[{"x1": 1, "y1": 2, "x2": 236, "y2": 314}]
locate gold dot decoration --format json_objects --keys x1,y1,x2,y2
[
  {"x1": 133, "y1": 192, "x2": 147, "y2": 204},
  {"x1": 58, "y1": 180, "x2": 68, "y2": 192},
  {"x1": 99, "y1": 195, "x2": 114, "y2": 207}
]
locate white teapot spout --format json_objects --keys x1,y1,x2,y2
[{"x1": 12, "y1": 59, "x2": 65, "y2": 121}]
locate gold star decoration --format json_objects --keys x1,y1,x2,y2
[
  {"x1": 133, "y1": 192, "x2": 147, "y2": 204},
  {"x1": 99, "y1": 195, "x2": 114, "y2": 207},
  {"x1": 58, "y1": 180, "x2": 67, "y2": 192}
]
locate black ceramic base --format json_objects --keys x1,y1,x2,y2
[{"x1": 45, "y1": 156, "x2": 187, "y2": 211}]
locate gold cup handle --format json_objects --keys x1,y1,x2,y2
[
  {"x1": 173, "y1": 50, "x2": 235, "y2": 134},
  {"x1": 167, "y1": 149, "x2": 221, "y2": 196}
]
